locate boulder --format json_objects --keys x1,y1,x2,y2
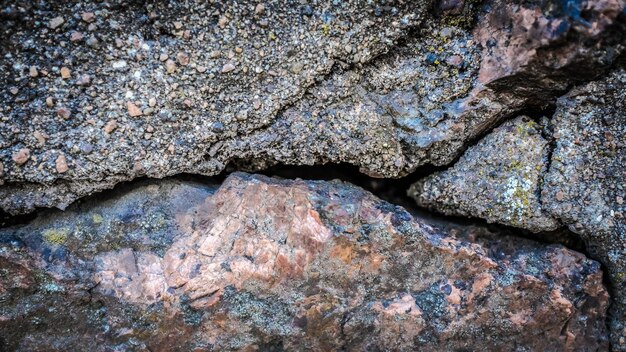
[
  {"x1": 0, "y1": 173, "x2": 609, "y2": 351},
  {"x1": 543, "y1": 68, "x2": 626, "y2": 349}
]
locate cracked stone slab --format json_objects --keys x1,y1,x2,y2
[
  {"x1": 0, "y1": 0, "x2": 624, "y2": 214},
  {"x1": 542, "y1": 68, "x2": 626, "y2": 350},
  {"x1": 0, "y1": 173, "x2": 610, "y2": 350},
  {"x1": 409, "y1": 116, "x2": 560, "y2": 232}
]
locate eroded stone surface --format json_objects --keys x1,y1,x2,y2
[
  {"x1": 409, "y1": 116, "x2": 560, "y2": 232},
  {"x1": 0, "y1": 0, "x2": 624, "y2": 214},
  {"x1": 0, "y1": 173, "x2": 609, "y2": 351},
  {"x1": 543, "y1": 68, "x2": 626, "y2": 349}
]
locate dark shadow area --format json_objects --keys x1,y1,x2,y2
[{"x1": 1, "y1": 162, "x2": 587, "y2": 256}]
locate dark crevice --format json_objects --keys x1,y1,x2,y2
[{"x1": 1, "y1": 161, "x2": 587, "y2": 256}]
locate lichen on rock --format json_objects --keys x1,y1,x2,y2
[{"x1": 409, "y1": 116, "x2": 560, "y2": 232}]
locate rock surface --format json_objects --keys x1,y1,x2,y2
[
  {"x1": 410, "y1": 68, "x2": 626, "y2": 349},
  {"x1": 1, "y1": 0, "x2": 624, "y2": 214},
  {"x1": 543, "y1": 69, "x2": 626, "y2": 349},
  {"x1": 0, "y1": 173, "x2": 610, "y2": 351},
  {"x1": 409, "y1": 116, "x2": 560, "y2": 232}
]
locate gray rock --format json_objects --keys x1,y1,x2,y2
[
  {"x1": 543, "y1": 68, "x2": 626, "y2": 350},
  {"x1": 0, "y1": 0, "x2": 624, "y2": 214},
  {"x1": 409, "y1": 116, "x2": 561, "y2": 232}
]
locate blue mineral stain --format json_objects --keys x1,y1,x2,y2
[{"x1": 560, "y1": 0, "x2": 592, "y2": 27}]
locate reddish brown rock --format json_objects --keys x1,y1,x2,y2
[
  {"x1": 0, "y1": 173, "x2": 609, "y2": 351},
  {"x1": 12, "y1": 148, "x2": 30, "y2": 165}
]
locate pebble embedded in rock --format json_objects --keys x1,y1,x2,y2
[
  {"x1": 76, "y1": 74, "x2": 91, "y2": 86},
  {"x1": 29, "y1": 66, "x2": 38, "y2": 77},
  {"x1": 49, "y1": 16, "x2": 64, "y2": 29},
  {"x1": 12, "y1": 148, "x2": 30, "y2": 165},
  {"x1": 33, "y1": 131, "x2": 47, "y2": 146},
  {"x1": 255, "y1": 3, "x2": 266, "y2": 15},
  {"x1": 218, "y1": 16, "x2": 228, "y2": 28},
  {"x1": 165, "y1": 59, "x2": 176, "y2": 73},
  {"x1": 57, "y1": 107, "x2": 71, "y2": 119},
  {"x1": 127, "y1": 102, "x2": 143, "y2": 117},
  {"x1": 55, "y1": 154, "x2": 69, "y2": 173},
  {"x1": 176, "y1": 52, "x2": 190, "y2": 66},
  {"x1": 104, "y1": 120, "x2": 118, "y2": 134},
  {"x1": 70, "y1": 32, "x2": 84, "y2": 42},
  {"x1": 81, "y1": 12, "x2": 95, "y2": 23},
  {"x1": 222, "y1": 63, "x2": 236, "y2": 73},
  {"x1": 60, "y1": 67, "x2": 71, "y2": 79}
]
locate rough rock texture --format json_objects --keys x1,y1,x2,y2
[
  {"x1": 1, "y1": 0, "x2": 624, "y2": 214},
  {"x1": 0, "y1": 173, "x2": 610, "y2": 351},
  {"x1": 543, "y1": 69, "x2": 626, "y2": 349},
  {"x1": 409, "y1": 116, "x2": 560, "y2": 232},
  {"x1": 410, "y1": 68, "x2": 626, "y2": 349}
]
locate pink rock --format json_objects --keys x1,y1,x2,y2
[{"x1": 0, "y1": 173, "x2": 609, "y2": 351}]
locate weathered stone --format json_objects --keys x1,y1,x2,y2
[
  {"x1": 0, "y1": 0, "x2": 623, "y2": 214},
  {"x1": 409, "y1": 116, "x2": 560, "y2": 232},
  {"x1": 543, "y1": 69, "x2": 626, "y2": 350},
  {"x1": 0, "y1": 173, "x2": 609, "y2": 350}
]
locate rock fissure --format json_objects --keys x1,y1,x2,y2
[{"x1": 1, "y1": 0, "x2": 625, "y2": 350}]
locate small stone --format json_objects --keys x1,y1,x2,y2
[
  {"x1": 70, "y1": 32, "x2": 84, "y2": 42},
  {"x1": 235, "y1": 47, "x2": 243, "y2": 54},
  {"x1": 104, "y1": 120, "x2": 118, "y2": 133},
  {"x1": 86, "y1": 35, "x2": 99, "y2": 47},
  {"x1": 255, "y1": 3, "x2": 266, "y2": 15},
  {"x1": 33, "y1": 131, "x2": 47, "y2": 146},
  {"x1": 29, "y1": 66, "x2": 39, "y2": 78},
  {"x1": 555, "y1": 191, "x2": 564, "y2": 201},
  {"x1": 57, "y1": 107, "x2": 71, "y2": 119},
  {"x1": 149, "y1": 98, "x2": 157, "y2": 107},
  {"x1": 291, "y1": 62, "x2": 303, "y2": 73},
  {"x1": 76, "y1": 74, "x2": 91, "y2": 86},
  {"x1": 49, "y1": 16, "x2": 64, "y2": 29},
  {"x1": 196, "y1": 66, "x2": 207, "y2": 73},
  {"x1": 12, "y1": 148, "x2": 30, "y2": 165},
  {"x1": 81, "y1": 12, "x2": 95, "y2": 23},
  {"x1": 159, "y1": 53, "x2": 169, "y2": 62},
  {"x1": 127, "y1": 102, "x2": 143, "y2": 117},
  {"x1": 446, "y1": 55, "x2": 464, "y2": 68},
  {"x1": 165, "y1": 60, "x2": 177, "y2": 73},
  {"x1": 60, "y1": 67, "x2": 71, "y2": 79},
  {"x1": 173, "y1": 21, "x2": 183, "y2": 30},
  {"x1": 210, "y1": 51, "x2": 220, "y2": 59},
  {"x1": 0, "y1": 162, "x2": 3, "y2": 178},
  {"x1": 112, "y1": 61, "x2": 128, "y2": 71},
  {"x1": 218, "y1": 16, "x2": 228, "y2": 28},
  {"x1": 46, "y1": 97, "x2": 54, "y2": 107},
  {"x1": 344, "y1": 45, "x2": 353, "y2": 54},
  {"x1": 55, "y1": 154, "x2": 69, "y2": 173},
  {"x1": 617, "y1": 196, "x2": 624, "y2": 205},
  {"x1": 176, "y1": 52, "x2": 190, "y2": 66},
  {"x1": 9, "y1": 87, "x2": 18, "y2": 95},
  {"x1": 221, "y1": 63, "x2": 236, "y2": 73},
  {"x1": 253, "y1": 99, "x2": 261, "y2": 110}
]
